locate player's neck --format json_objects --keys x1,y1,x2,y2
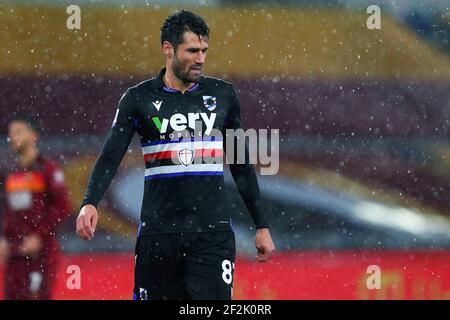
[
  {"x1": 164, "y1": 67, "x2": 195, "y2": 94},
  {"x1": 18, "y1": 146, "x2": 38, "y2": 168}
]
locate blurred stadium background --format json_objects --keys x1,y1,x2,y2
[{"x1": 1, "y1": 0, "x2": 450, "y2": 299}]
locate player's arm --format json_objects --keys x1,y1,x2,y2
[
  {"x1": 76, "y1": 90, "x2": 136, "y2": 240},
  {"x1": 0, "y1": 174, "x2": 6, "y2": 238},
  {"x1": 16, "y1": 160, "x2": 74, "y2": 258},
  {"x1": 0, "y1": 175, "x2": 10, "y2": 263},
  {"x1": 224, "y1": 85, "x2": 275, "y2": 262},
  {"x1": 40, "y1": 161, "x2": 73, "y2": 237}
]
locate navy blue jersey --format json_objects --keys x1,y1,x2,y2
[{"x1": 82, "y1": 68, "x2": 268, "y2": 234}]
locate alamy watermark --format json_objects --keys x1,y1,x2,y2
[
  {"x1": 366, "y1": 265, "x2": 381, "y2": 290},
  {"x1": 66, "y1": 5, "x2": 81, "y2": 30},
  {"x1": 66, "y1": 264, "x2": 81, "y2": 290},
  {"x1": 366, "y1": 5, "x2": 381, "y2": 30}
]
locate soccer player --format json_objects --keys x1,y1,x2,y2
[
  {"x1": 76, "y1": 10, "x2": 275, "y2": 300},
  {"x1": 0, "y1": 115, "x2": 72, "y2": 299}
]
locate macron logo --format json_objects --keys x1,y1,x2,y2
[{"x1": 152, "y1": 100, "x2": 162, "y2": 111}]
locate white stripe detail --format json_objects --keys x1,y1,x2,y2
[
  {"x1": 145, "y1": 163, "x2": 223, "y2": 176},
  {"x1": 112, "y1": 109, "x2": 120, "y2": 127},
  {"x1": 142, "y1": 141, "x2": 223, "y2": 155}
]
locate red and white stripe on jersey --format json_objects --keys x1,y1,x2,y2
[{"x1": 141, "y1": 137, "x2": 223, "y2": 180}]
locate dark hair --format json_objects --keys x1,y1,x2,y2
[
  {"x1": 10, "y1": 113, "x2": 40, "y2": 133},
  {"x1": 160, "y1": 10, "x2": 210, "y2": 50}
]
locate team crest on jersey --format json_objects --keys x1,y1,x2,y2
[
  {"x1": 178, "y1": 148, "x2": 194, "y2": 167},
  {"x1": 202, "y1": 96, "x2": 217, "y2": 111}
]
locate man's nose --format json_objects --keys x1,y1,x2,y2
[{"x1": 195, "y1": 51, "x2": 206, "y2": 64}]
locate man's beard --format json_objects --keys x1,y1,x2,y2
[
  {"x1": 10, "y1": 141, "x2": 27, "y2": 156},
  {"x1": 171, "y1": 55, "x2": 202, "y2": 83}
]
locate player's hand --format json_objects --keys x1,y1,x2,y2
[
  {"x1": 76, "y1": 204, "x2": 98, "y2": 240},
  {"x1": 254, "y1": 228, "x2": 275, "y2": 262},
  {"x1": 19, "y1": 233, "x2": 43, "y2": 258},
  {"x1": 0, "y1": 237, "x2": 10, "y2": 264}
]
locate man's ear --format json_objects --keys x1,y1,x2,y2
[{"x1": 162, "y1": 41, "x2": 174, "y2": 59}]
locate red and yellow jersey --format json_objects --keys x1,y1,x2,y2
[{"x1": 1, "y1": 155, "x2": 72, "y2": 257}]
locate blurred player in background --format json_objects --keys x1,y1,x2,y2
[
  {"x1": 76, "y1": 10, "x2": 275, "y2": 300},
  {"x1": 0, "y1": 115, "x2": 72, "y2": 300}
]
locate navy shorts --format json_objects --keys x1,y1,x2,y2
[{"x1": 133, "y1": 231, "x2": 236, "y2": 300}]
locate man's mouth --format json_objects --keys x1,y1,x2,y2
[{"x1": 190, "y1": 66, "x2": 202, "y2": 73}]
